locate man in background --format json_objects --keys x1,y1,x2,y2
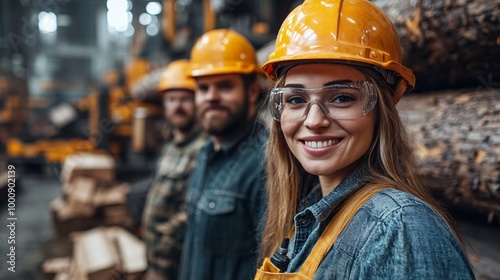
[
  {"x1": 179, "y1": 29, "x2": 269, "y2": 280},
  {"x1": 142, "y1": 59, "x2": 206, "y2": 280}
]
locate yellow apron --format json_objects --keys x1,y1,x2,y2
[{"x1": 255, "y1": 185, "x2": 386, "y2": 280}]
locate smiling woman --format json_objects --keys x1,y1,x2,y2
[
  {"x1": 256, "y1": 0, "x2": 475, "y2": 279},
  {"x1": 278, "y1": 64, "x2": 377, "y2": 194}
]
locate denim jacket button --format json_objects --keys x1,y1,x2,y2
[
  {"x1": 208, "y1": 202, "x2": 216, "y2": 209},
  {"x1": 300, "y1": 218, "x2": 307, "y2": 224}
]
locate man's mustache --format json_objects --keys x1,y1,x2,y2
[
  {"x1": 171, "y1": 109, "x2": 188, "y2": 116},
  {"x1": 201, "y1": 105, "x2": 229, "y2": 114}
]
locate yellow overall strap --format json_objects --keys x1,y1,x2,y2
[{"x1": 298, "y1": 185, "x2": 387, "y2": 277}]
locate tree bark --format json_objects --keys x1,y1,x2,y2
[
  {"x1": 398, "y1": 88, "x2": 500, "y2": 224},
  {"x1": 372, "y1": 0, "x2": 500, "y2": 91}
]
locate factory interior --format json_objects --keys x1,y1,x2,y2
[{"x1": 0, "y1": 0, "x2": 499, "y2": 279}]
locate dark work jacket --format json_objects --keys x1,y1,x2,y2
[{"x1": 179, "y1": 119, "x2": 268, "y2": 280}]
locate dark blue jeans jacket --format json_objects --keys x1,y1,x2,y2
[
  {"x1": 287, "y1": 171, "x2": 476, "y2": 279},
  {"x1": 179, "y1": 120, "x2": 268, "y2": 280}
]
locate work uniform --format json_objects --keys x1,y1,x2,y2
[
  {"x1": 179, "y1": 120, "x2": 268, "y2": 280},
  {"x1": 285, "y1": 169, "x2": 475, "y2": 279},
  {"x1": 142, "y1": 129, "x2": 206, "y2": 279}
]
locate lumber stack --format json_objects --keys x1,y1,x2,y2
[
  {"x1": 51, "y1": 153, "x2": 132, "y2": 237},
  {"x1": 42, "y1": 227, "x2": 147, "y2": 280}
]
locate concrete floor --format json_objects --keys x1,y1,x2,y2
[
  {"x1": 0, "y1": 173, "x2": 499, "y2": 280},
  {"x1": 0, "y1": 173, "x2": 63, "y2": 280}
]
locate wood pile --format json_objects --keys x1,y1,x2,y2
[
  {"x1": 372, "y1": 0, "x2": 500, "y2": 91},
  {"x1": 398, "y1": 88, "x2": 500, "y2": 223},
  {"x1": 42, "y1": 227, "x2": 147, "y2": 280},
  {"x1": 51, "y1": 153, "x2": 133, "y2": 237}
]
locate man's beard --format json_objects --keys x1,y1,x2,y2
[
  {"x1": 168, "y1": 110, "x2": 196, "y2": 132},
  {"x1": 199, "y1": 98, "x2": 249, "y2": 137}
]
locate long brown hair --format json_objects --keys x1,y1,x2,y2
[{"x1": 259, "y1": 66, "x2": 467, "y2": 260}]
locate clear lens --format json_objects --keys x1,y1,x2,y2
[{"x1": 268, "y1": 81, "x2": 377, "y2": 122}]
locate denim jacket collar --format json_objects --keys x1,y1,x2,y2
[
  {"x1": 288, "y1": 168, "x2": 475, "y2": 279},
  {"x1": 299, "y1": 169, "x2": 369, "y2": 223}
]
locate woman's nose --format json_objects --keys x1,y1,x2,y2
[{"x1": 303, "y1": 102, "x2": 331, "y2": 129}]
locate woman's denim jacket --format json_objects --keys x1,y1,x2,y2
[{"x1": 286, "y1": 171, "x2": 476, "y2": 279}]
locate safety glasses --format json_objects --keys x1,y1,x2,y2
[{"x1": 268, "y1": 81, "x2": 378, "y2": 122}]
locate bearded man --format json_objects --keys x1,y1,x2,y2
[{"x1": 179, "y1": 29, "x2": 269, "y2": 280}]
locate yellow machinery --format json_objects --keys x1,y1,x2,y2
[
  {"x1": 4, "y1": 0, "x2": 274, "y2": 167},
  {"x1": 0, "y1": 76, "x2": 27, "y2": 143},
  {"x1": 6, "y1": 57, "x2": 163, "y2": 166}
]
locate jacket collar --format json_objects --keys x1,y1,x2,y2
[{"x1": 299, "y1": 169, "x2": 369, "y2": 222}]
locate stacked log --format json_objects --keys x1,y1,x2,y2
[
  {"x1": 398, "y1": 88, "x2": 500, "y2": 223},
  {"x1": 372, "y1": 0, "x2": 500, "y2": 91}
]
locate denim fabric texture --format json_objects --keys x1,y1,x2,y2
[
  {"x1": 287, "y1": 171, "x2": 476, "y2": 279},
  {"x1": 179, "y1": 120, "x2": 268, "y2": 280}
]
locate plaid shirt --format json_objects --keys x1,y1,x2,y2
[{"x1": 142, "y1": 129, "x2": 207, "y2": 279}]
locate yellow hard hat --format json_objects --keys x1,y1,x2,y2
[
  {"x1": 262, "y1": 0, "x2": 415, "y2": 101},
  {"x1": 157, "y1": 59, "x2": 196, "y2": 93},
  {"x1": 189, "y1": 29, "x2": 263, "y2": 77}
]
